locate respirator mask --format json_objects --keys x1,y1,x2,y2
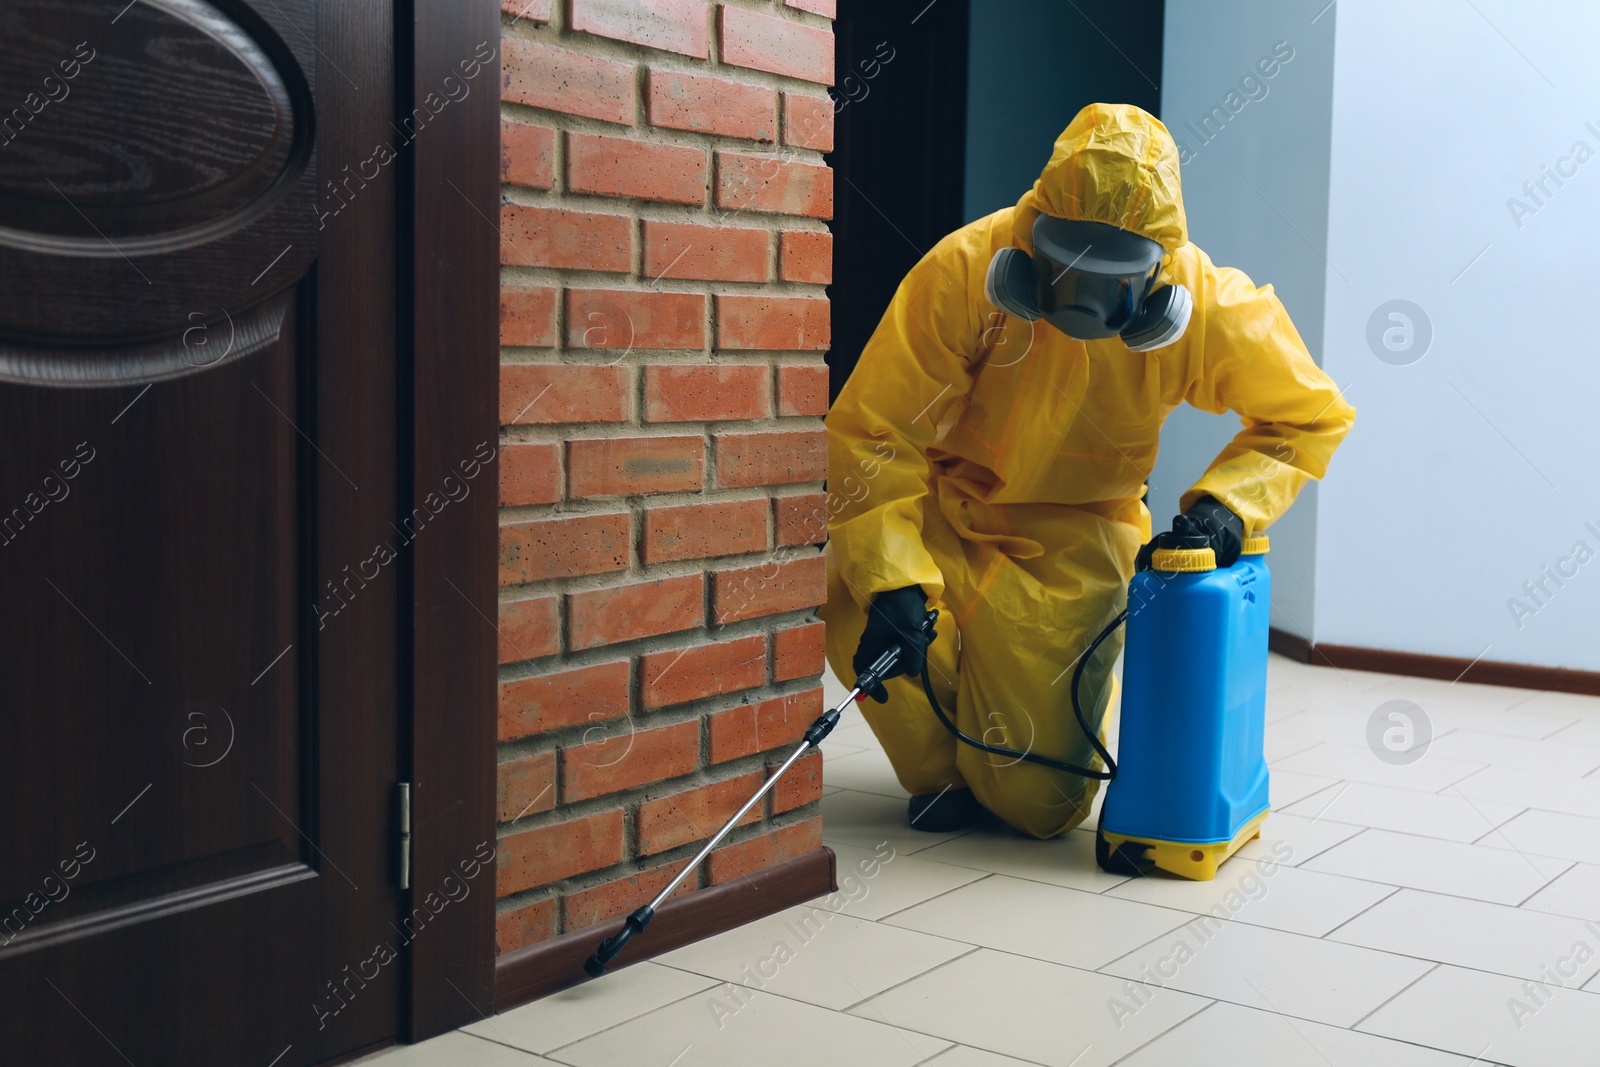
[{"x1": 984, "y1": 213, "x2": 1193, "y2": 351}]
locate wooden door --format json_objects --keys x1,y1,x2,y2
[{"x1": 0, "y1": 2, "x2": 408, "y2": 1063}]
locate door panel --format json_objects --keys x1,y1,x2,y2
[
  {"x1": 0, "y1": 2, "x2": 401, "y2": 1064},
  {"x1": 1, "y1": 314, "x2": 304, "y2": 903}
]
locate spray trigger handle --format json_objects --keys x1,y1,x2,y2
[{"x1": 852, "y1": 609, "x2": 939, "y2": 698}]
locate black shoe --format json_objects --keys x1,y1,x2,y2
[{"x1": 907, "y1": 787, "x2": 981, "y2": 832}]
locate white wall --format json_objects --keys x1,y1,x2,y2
[
  {"x1": 1155, "y1": 0, "x2": 1339, "y2": 638},
  {"x1": 1315, "y1": 0, "x2": 1600, "y2": 669}
]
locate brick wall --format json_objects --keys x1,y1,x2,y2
[{"x1": 494, "y1": 0, "x2": 836, "y2": 957}]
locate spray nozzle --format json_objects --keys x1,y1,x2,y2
[{"x1": 584, "y1": 905, "x2": 654, "y2": 978}]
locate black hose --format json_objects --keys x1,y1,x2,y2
[{"x1": 919, "y1": 609, "x2": 1127, "y2": 780}]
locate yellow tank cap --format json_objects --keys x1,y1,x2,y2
[
  {"x1": 1241, "y1": 533, "x2": 1270, "y2": 555},
  {"x1": 1151, "y1": 546, "x2": 1216, "y2": 573}
]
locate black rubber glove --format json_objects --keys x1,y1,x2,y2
[
  {"x1": 851, "y1": 585, "x2": 934, "y2": 703},
  {"x1": 1136, "y1": 496, "x2": 1245, "y2": 571}
]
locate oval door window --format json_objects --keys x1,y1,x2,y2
[{"x1": 0, "y1": 0, "x2": 312, "y2": 257}]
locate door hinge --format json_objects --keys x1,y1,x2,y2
[{"x1": 395, "y1": 781, "x2": 412, "y2": 890}]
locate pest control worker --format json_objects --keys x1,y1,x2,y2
[{"x1": 821, "y1": 103, "x2": 1354, "y2": 837}]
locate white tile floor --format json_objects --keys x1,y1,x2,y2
[{"x1": 366, "y1": 654, "x2": 1600, "y2": 1067}]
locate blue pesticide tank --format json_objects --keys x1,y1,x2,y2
[{"x1": 1097, "y1": 534, "x2": 1273, "y2": 880}]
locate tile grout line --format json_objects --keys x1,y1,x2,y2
[
  {"x1": 1511, "y1": 858, "x2": 1578, "y2": 907},
  {"x1": 923, "y1": 1044, "x2": 1055, "y2": 1067},
  {"x1": 1284, "y1": 795, "x2": 1543, "y2": 847},
  {"x1": 1467, "y1": 805, "x2": 1532, "y2": 845},
  {"x1": 1345, "y1": 961, "x2": 1440, "y2": 1032},
  {"x1": 890, "y1": 858, "x2": 1137, "y2": 906},
  {"x1": 1315, "y1": 883, "x2": 1404, "y2": 940},
  {"x1": 1299, "y1": 815, "x2": 1596, "y2": 856},
  {"x1": 464, "y1": 1029, "x2": 582, "y2": 1066},
  {"x1": 1092, "y1": 909, "x2": 1217, "y2": 977},
  {"x1": 1103, "y1": 998, "x2": 1221, "y2": 1066},
  {"x1": 1093, "y1": 961, "x2": 1455, "y2": 1048},
  {"x1": 834, "y1": 944, "x2": 985, "y2": 1014},
  {"x1": 836, "y1": 971, "x2": 958, "y2": 1064},
  {"x1": 867, "y1": 871, "x2": 999, "y2": 923},
  {"x1": 1442, "y1": 781, "x2": 1582, "y2": 886},
  {"x1": 1278, "y1": 776, "x2": 1357, "y2": 815},
  {"x1": 599, "y1": 942, "x2": 1536, "y2": 1064},
  {"x1": 642, "y1": 919, "x2": 992, "y2": 1026},
  {"x1": 523, "y1": 973, "x2": 727, "y2": 1061},
  {"x1": 1294, "y1": 821, "x2": 1588, "y2": 905}
]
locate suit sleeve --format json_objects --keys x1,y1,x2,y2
[
  {"x1": 825, "y1": 227, "x2": 988, "y2": 608},
  {"x1": 1178, "y1": 254, "x2": 1356, "y2": 534}
]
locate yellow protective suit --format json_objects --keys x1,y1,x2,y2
[{"x1": 821, "y1": 103, "x2": 1355, "y2": 839}]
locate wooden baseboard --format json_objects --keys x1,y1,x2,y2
[
  {"x1": 1267, "y1": 627, "x2": 1313, "y2": 664},
  {"x1": 1269, "y1": 628, "x2": 1600, "y2": 697},
  {"x1": 494, "y1": 846, "x2": 838, "y2": 1013}
]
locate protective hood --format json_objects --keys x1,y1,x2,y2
[{"x1": 1011, "y1": 103, "x2": 1188, "y2": 258}]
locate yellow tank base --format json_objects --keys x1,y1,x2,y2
[{"x1": 1097, "y1": 809, "x2": 1270, "y2": 881}]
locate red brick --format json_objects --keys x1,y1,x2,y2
[
  {"x1": 647, "y1": 69, "x2": 775, "y2": 142},
  {"x1": 715, "y1": 428, "x2": 826, "y2": 488},
  {"x1": 643, "y1": 220, "x2": 769, "y2": 283},
  {"x1": 502, "y1": 0, "x2": 553, "y2": 22},
  {"x1": 500, "y1": 512, "x2": 630, "y2": 584},
  {"x1": 561, "y1": 858, "x2": 697, "y2": 930},
  {"x1": 718, "y1": 6, "x2": 833, "y2": 85},
  {"x1": 717, "y1": 294, "x2": 830, "y2": 350},
  {"x1": 641, "y1": 633, "x2": 766, "y2": 708},
  {"x1": 566, "y1": 288, "x2": 706, "y2": 351},
  {"x1": 777, "y1": 362, "x2": 828, "y2": 416},
  {"x1": 708, "y1": 816, "x2": 823, "y2": 884},
  {"x1": 502, "y1": 36, "x2": 634, "y2": 125},
  {"x1": 501, "y1": 204, "x2": 632, "y2": 272},
  {"x1": 562, "y1": 718, "x2": 700, "y2": 801},
  {"x1": 571, "y1": 0, "x2": 709, "y2": 58},
  {"x1": 637, "y1": 771, "x2": 764, "y2": 855},
  {"x1": 496, "y1": 897, "x2": 556, "y2": 956},
  {"x1": 501, "y1": 121, "x2": 555, "y2": 189},
  {"x1": 497, "y1": 808, "x2": 625, "y2": 896},
  {"x1": 779, "y1": 230, "x2": 832, "y2": 284},
  {"x1": 785, "y1": 0, "x2": 834, "y2": 17},
  {"x1": 773, "y1": 621, "x2": 825, "y2": 681},
  {"x1": 770, "y1": 750, "x2": 822, "y2": 814},
  {"x1": 712, "y1": 554, "x2": 825, "y2": 623},
  {"x1": 498, "y1": 751, "x2": 557, "y2": 823},
  {"x1": 568, "y1": 132, "x2": 707, "y2": 205},
  {"x1": 499, "y1": 660, "x2": 630, "y2": 740},
  {"x1": 709, "y1": 688, "x2": 822, "y2": 762},
  {"x1": 501, "y1": 364, "x2": 629, "y2": 425},
  {"x1": 775, "y1": 492, "x2": 827, "y2": 547},
  {"x1": 782, "y1": 93, "x2": 833, "y2": 151},
  {"x1": 499, "y1": 442, "x2": 562, "y2": 507},
  {"x1": 567, "y1": 574, "x2": 705, "y2": 650},
  {"x1": 501, "y1": 285, "x2": 557, "y2": 348},
  {"x1": 643, "y1": 498, "x2": 770, "y2": 563},
  {"x1": 645, "y1": 364, "x2": 770, "y2": 422},
  {"x1": 568, "y1": 435, "x2": 704, "y2": 498},
  {"x1": 716, "y1": 152, "x2": 832, "y2": 218},
  {"x1": 498, "y1": 592, "x2": 560, "y2": 663}
]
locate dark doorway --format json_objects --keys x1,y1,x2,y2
[
  {"x1": 829, "y1": 0, "x2": 1166, "y2": 395},
  {"x1": 827, "y1": 0, "x2": 971, "y2": 398}
]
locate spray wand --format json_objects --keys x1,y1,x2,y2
[{"x1": 583, "y1": 609, "x2": 939, "y2": 978}]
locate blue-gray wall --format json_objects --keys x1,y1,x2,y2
[
  {"x1": 1152, "y1": 0, "x2": 1338, "y2": 640},
  {"x1": 964, "y1": 0, "x2": 1163, "y2": 223}
]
